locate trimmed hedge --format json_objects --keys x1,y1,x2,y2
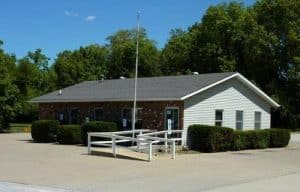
[
  {"x1": 188, "y1": 125, "x2": 234, "y2": 152},
  {"x1": 269, "y1": 128, "x2": 291, "y2": 147},
  {"x1": 232, "y1": 131, "x2": 248, "y2": 150},
  {"x1": 232, "y1": 130, "x2": 270, "y2": 150},
  {"x1": 31, "y1": 120, "x2": 59, "y2": 142},
  {"x1": 57, "y1": 125, "x2": 82, "y2": 144},
  {"x1": 188, "y1": 125, "x2": 291, "y2": 152},
  {"x1": 81, "y1": 121, "x2": 118, "y2": 145}
]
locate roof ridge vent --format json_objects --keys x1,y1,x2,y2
[
  {"x1": 58, "y1": 89, "x2": 62, "y2": 95},
  {"x1": 193, "y1": 72, "x2": 199, "y2": 75},
  {"x1": 120, "y1": 76, "x2": 125, "y2": 79}
]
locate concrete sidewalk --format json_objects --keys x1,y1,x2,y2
[
  {"x1": 0, "y1": 181, "x2": 71, "y2": 192},
  {"x1": 0, "y1": 133, "x2": 300, "y2": 192}
]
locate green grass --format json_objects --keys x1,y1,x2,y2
[{"x1": 9, "y1": 123, "x2": 31, "y2": 133}]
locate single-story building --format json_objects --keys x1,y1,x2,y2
[{"x1": 30, "y1": 72, "x2": 280, "y2": 144}]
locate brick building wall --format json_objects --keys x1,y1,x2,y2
[{"x1": 38, "y1": 101, "x2": 184, "y2": 131}]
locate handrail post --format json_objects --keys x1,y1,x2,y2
[
  {"x1": 137, "y1": 135, "x2": 140, "y2": 152},
  {"x1": 148, "y1": 141, "x2": 152, "y2": 162},
  {"x1": 88, "y1": 133, "x2": 91, "y2": 155},
  {"x1": 172, "y1": 140, "x2": 176, "y2": 159},
  {"x1": 164, "y1": 132, "x2": 168, "y2": 153},
  {"x1": 112, "y1": 135, "x2": 116, "y2": 158},
  {"x1": 181, "y1": 130, "x2": 184, "y2": 146}
]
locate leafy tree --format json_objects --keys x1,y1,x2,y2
[
  {"x1": 160, "y1": 29, "x2": 192, "y2": 75},
  {"x1": 106, "y1": 28, "x2": 161, "y2": 78},
  {"x1": 15, "y1": 49, "x2": 52, "y2": 123},
  {"x1": 0, "y1": 41, "x2": 19, "y2": 131},
  {"x1": 254, "y1": 0, "x2": 300, "y2": 128},
  {"x1": 161, "y1": 1, "x2": 300, "y2": 128},
  {"x1": 54, "y1": 44, "x2": 108, "y2": 88}
]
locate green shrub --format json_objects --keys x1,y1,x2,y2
[
  {"x1": 232, "y1": 130, "x2": 270, "y2": 150},
  {"x1": 269, "y1": 128, "x2": 291, "y2": 147},
  {"x1": 31, "y1": 120, "x2": 59, "y2": 142},
  {"x1": 188, "y1": 124, "x2": 234, "y2": 152},
  {"x1": 57, "y1": 125, "x2": 82, "y2": 144},
  {"x1": 248, "y1": 130, "x2": 270, "y2": 149},
  {"x1": 81, "y1": 121, "x2": 118, "y2": 145},
  {"x1": 232, "y1": 131, "x2": 248, "y2": 150}
]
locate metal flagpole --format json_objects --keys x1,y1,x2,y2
[{"x1": 132, "y1": 11, "x2": 140, "y2": 140}]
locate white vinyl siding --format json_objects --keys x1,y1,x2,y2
[{"x1": 183, "y1": 78, "x2": 271, "y2": 144}]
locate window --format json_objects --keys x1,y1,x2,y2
[
  {"x1": 57, "y1": 111, "x2": 67, "y2": 124},
  {"x1": 69, "y1": 108, "x2": 79, "y2": 124},
  {"x1": 93, "y1": 108, "x2": 103, "y2": 121},
  {"x1": 215, "y1": 110, "x2": 223, "y2": 126},
  {"x1": 121, "y1": 108, "x2": 143, "y2": 130},
  {"x1": 255, "y1": 111, "x2": 261, "y2": 129},
  {"x1": 236, "y1": 110, "x2": 243, "y2": 130},
  {"x1": 165, "y1": 108, "x2": 179, "y2": 130}
]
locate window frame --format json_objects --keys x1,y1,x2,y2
[
  {"x1": 215, "y1": 109, "x2": 223, "y2": 127},
  {"x1": 93, "y1": 107, "x2": 104, "y2": 121},
  {"x1": 69, "y1": 107, "x2": 79, "y2": 124},
  {"x1": 121, "y1": 107, "x2": 143, "y2": 129},
  {"x1": 164, "y1": 107, "x2": 180, "y2": 130},
  {"x1": 236, "y1": 110, "x2": 244, "y2": 130},
  {"x1": 254, "y1": 111, "x2": 262, "y2": 130}
]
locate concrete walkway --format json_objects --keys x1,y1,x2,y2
[
  {"x1": 0, "y1": 181, "x2": 71, "y2": 192},
  {"x1": 0, "y1": 133, "x2": 300, "y2": 192}
]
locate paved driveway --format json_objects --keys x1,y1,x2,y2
[{"x1": 0, "y1": 133, "x2": 300, "y2": 192}]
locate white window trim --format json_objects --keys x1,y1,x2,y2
[
  {"x1": 215, "y1": 109, "x2": 223, "y2": 126},
  {"x1": 236, "y1": 110, "x2": 244, "y2": 130},
  {"x1": 254, "y1": 111, "x2": 262, "y2": 129}
]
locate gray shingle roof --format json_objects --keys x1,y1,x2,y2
[{"x1": 30, "y1": 72, "x2": 237, "y2": 103}]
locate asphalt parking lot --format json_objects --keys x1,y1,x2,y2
[{"x1": 0, "y1": 133, "x2": 300, "y2": 192}]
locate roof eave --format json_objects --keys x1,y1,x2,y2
[
  {"x1": 180, "y1": 73, "x2": 280, "y2": 108},
  {"x1": 29, "y1": 98, "x2": 181, "y2": 103}
]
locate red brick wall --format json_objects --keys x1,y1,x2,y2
[{"x1": 39, "y1": 101, "x2": 184, "y2": 131}]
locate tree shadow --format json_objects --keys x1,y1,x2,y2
[
  {"x1": 231, "y1": 152, "x2": 253, "y2": 155},
  {"x1": 17, "y1": 139, "x2": 35, "y2": 143}
]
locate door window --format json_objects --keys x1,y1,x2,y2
[{"x1": 165, "y1": 108, "x2": 179, "y2": 130}]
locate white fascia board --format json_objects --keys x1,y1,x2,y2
[
  {"x1": 235, "y1": 73, "x2": 280, "y2": 108},
  {"x1": 181, "y1": 73, "x2": 280, "y2": 108},
  {"x1": 181, "y1": 73, "x2": 239, "y2": 100}
]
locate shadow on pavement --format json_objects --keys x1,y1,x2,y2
[{"x1": 82, "y1": 150, "x2": 148, "y2": 162}]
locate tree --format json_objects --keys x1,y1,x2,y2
[
  {"x1": 160, "y1": 29, "x2": 192, "y2": 75},
  {"x1": 15, "y1": 49, "x2": 53, "y2": 123},
  {"x1": 0, "y1": 41, "x2": 19, "y2": 131},
  {"x1": 54, "y1": 44, "x2": 108, "y2": 88},
  {"x1": 161, "y1": 1, "x2": 300, "y2": 128},
  {"x1": 254, "y1": 0, "x2": 300, "y2": 128},
  {"x1": 106, "y1": 29, "x2": 161, "y2": 78}
]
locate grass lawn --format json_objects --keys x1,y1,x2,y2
[{"x1": 9, "y1": 123, "x2": 31, "y2": 133}]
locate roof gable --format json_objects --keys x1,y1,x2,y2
[{"x1": 181, "y1": 73, "x2": 280, "y2": 108}]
